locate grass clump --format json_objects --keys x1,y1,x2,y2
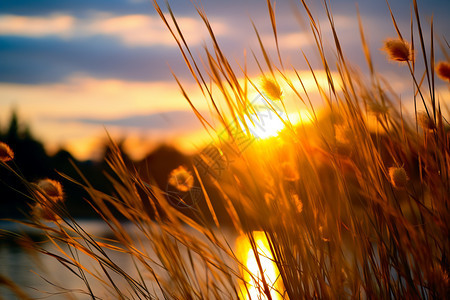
[{"x1": 1, "y1": 0, "x2": 449, "y2": 299}]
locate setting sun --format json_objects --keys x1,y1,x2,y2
[
  {"x1": 242, "y1": 111, "x2": 286, "y2": 139},
  {"x1": 239, "y1": 95, "x2": 287, "y2": 139}
]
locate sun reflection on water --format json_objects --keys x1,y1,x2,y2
[{"x1": 236, "y1": 231, "x2": 283, "y2": 300}]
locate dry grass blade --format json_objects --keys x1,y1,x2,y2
[
  {"x1": 357, "y1": 4, "x2": 374, "y2": 76},
  {"x1": 171, "y1": 71, "x2": 214, "y2": 133},
  {"x1": 385, "y1": 0, "x2": 404, "y2": 40},
  {"x1": 266, "y1": 0, "x2": 284, "y2": 70},
  {"x1": 252, "y1": 21, "x2": 275, "y2": 78},
  {"x1": 0, "y1": 274, "x2": 33, "y2": 300},
  {"x1": 413, "y1": 0, "x2": 434, "y2": 114}
]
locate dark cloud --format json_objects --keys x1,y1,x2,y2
[
  {"x1": 0, "y1": 0, "x2": 153, "y2": 17},
  {"x1": 0, "y1": 36, "x2": 192, "y2": 84},
  {"x1": 0, "y1": 0, "x2": 448, "y2": 85},
  {"x1": 45, "y1": 110, "x2": 205, "y2": 131},
  {"x1": 0, "y1": 0, "x2": 267, "y2": 18}
]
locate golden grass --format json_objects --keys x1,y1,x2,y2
[{"x1": 1, "y1": 0, "x2": 449, "y2": 299}]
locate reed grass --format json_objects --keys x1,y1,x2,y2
[{"x1": 1, "y1": 0, "x2": 449, "y2": 299}]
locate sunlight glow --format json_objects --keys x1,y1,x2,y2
[
  {"x1": 239, "y1": 96, "x2": 287, "y2": 139},
  {"x1": 236, "y1": 232, "x2": 282, "y2": 300},
  {"x1": 242, "y1": 112, "x2": 286, "y2": 139},
  {"x1": 289, "y1": 110, "x2": 314, "y2": 125},
  {"x1": 240, "y1": 108, "x2": 314, "y2": 139}
]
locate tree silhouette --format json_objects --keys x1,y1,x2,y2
[{"x1": 0, "y1": 110, "x2": 229, "y2": 225}]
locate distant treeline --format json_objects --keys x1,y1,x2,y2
[{"x1": 0, "y1": 111, "x2": 230, "y2": 224}]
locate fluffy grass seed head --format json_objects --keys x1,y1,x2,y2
[
  {"x1": 37, "y1": 178, "x2": 64, "y2": 201},
  {"x1": 436, "y1": 61, "x2": 450, "y2": 82},
  {"x1": 260, "y1": 77, "x2": 282, "y2": 100},
  {"x1": 383, "y1": 38, "x2": 412, "y2": 62},
  {"x1": 389, "y1": 166, "x2": 408, "y2": 189},
  {"x1": 0, "y1": 142, "x2": 14, "y2": 162},
  {"x1": 32, "y1": 179, "x2": 64, "y2": 221},
  {"x1": 291, "y1": 193, "x2": 303, "y2": 214},
  {"x1": 168, "y1": 165, "x2": 194, "y2": 192}
]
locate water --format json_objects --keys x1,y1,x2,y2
[
  {"x1": 0, "y1": 220, "x2": 241, "y2": 299},
  {"x1": 0, "y1": 220, "x2": 125, "y2": 299}
]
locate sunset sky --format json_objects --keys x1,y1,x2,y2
[{"x1": 1, "y1": 0, "x2": 449, "y2": 160}]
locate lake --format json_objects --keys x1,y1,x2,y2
[{"x1": 0, "y1": 220, "x2": 278, "y2": 300}]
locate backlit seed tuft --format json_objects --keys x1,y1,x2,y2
[
  {"x1": 389, "y1": 167, "x2": 408, "y2": 189},
  {"x1": 260, "y1": 77, "x2": 282, "y2": 100},
  {"x1": 0, "y1": 142, "x2": 14, "y2": 162},
  {"x1": 436, "y1": 61, "x2": 450, "y2": 82},
  {"x1": 383, "y1": 38, "x2": 412, "y2": 62},
  {"x1": 37, "y1": 179, "x2": 64, "y2": 201}
]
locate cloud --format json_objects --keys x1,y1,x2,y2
[
  {"x1": 263, "y1": 32, "x2": 313, "y2": 50},
  {"x1": 50, "y1": 110, "x2": 205, "y2": 131},
  {"x1": 0, "y1": 75, "x2": 212, "y2": 160},
  {"x1": 0, "y1": 36, "x2": 192, "y2": 84},
  {"x1": 0, "y1": 75, "x2": 207, "y2": 121},
  {"x1": 0, "y1": 13, "x2": 228, "y2": 47},
  {"x1": 0, "y1": 0, "x2": 149, "y2": 16},
  {"x1": 87, "y1": 14, "x2": 228, "y2": 47},
  {"x1": 0, "y1": 14, "x2": 75, "y2": 38},
  {"x1": 39, "y1": 110, "x2": 207, "y2": 160}
]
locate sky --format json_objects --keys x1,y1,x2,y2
[{"x1": 0, "y1": 0, "x2": 449, "y2": 160}]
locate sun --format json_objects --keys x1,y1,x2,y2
[
  {"x1": 238, "y1": 96, "x2": 287, "y2": 139},
  {"x1": 240, "y1": 108, "x2": 313, "y2": 139},
  {"x1": 242, "y1": 111, "x2": 286, "y2": 139}
]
